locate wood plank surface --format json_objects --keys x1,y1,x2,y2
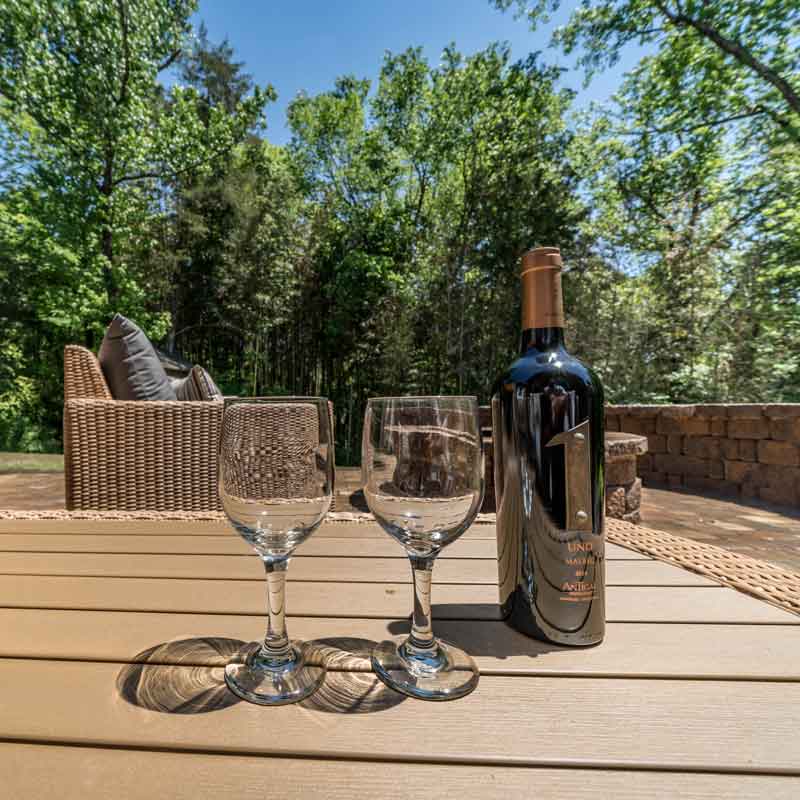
[
  {"x1": 2, "y1": 608, "x2": 799, "y2": 680},
  {"x1": 0, "y1": 532, "x2": 646, "y2": 560},
  {"x1": 1, "y1": 658, "x2": 798, "y2": 773},
  {"x1": 0, "y1": 573, "x2": 792, "y2": 621},
  {"x1": 0, "y1": 552, "x2": 715, "y2": 585},
  {"x1": 2, "y1": 516, "x2": 797, "y2": 797},
  {"x1": 0, "y1": 520, "x2": 500, "y2": 539},
  {"x1": 4, "y1": 743, "x2": 799, "y2": 800}
]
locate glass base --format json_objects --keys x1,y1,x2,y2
[
  {"x1": 372, "y1": 637, "x2": 479, "y2": 701},
  {"x1": 225, "y1": 641, "x2": 325, "y2": 706}
]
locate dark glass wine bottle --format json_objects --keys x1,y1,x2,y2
[{"x1": 491, "y1": 246, "x2": 605, "y2": 646}]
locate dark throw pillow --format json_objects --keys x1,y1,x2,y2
[
  {"x1": 173, "y1": 365, "x2": 223, "y2": 402},
  {"x1": 98, "y1": 314, "x2": 177, "y2": 401}
]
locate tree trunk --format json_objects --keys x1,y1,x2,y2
[{"x1": 100, "y1": 149, "x2": 120, "y2": 306}]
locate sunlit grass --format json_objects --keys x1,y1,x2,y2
[{"x1": 0, "y1": 452, "x2": 64, "y2": 473}]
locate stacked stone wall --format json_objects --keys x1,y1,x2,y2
[{"x1": 605, "y1": 404, "x2": 800, "y2": 507}]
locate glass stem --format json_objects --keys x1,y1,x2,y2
[
  {"x1": 407, "y1": 554, "x2": 437, "y2": 653},
  {"x1": 259, "y1": 559, "x2": 293, "y2": 666}
]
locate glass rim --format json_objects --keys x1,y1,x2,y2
[
  {"x1": 224, "y1": 395, "x2": 329, "y2": 404},
  {"x1": 366, "y1": 395, "x2": 479, "y2": 402}
]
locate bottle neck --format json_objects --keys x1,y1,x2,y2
[
  {"x1": 521, "y1": 262, "x2": 564, "y2": 333},
  {"x1": 520, "y1": 326, "x2": 565, "y2": 353}
]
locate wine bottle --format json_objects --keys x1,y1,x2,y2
[{"x1": 491, "y1": 246, "x2": 605, "y2": 646}]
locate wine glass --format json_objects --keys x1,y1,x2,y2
[
  {"x1": 362, "y1": 396, "x2": 484, "y2": 700},
  {"x1": 219, "y1": 397, "x2": 334, "y2": 705}
]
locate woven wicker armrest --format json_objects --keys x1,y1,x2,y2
[
  {"x1": 64, "y1": 345, "x2": 113, "y2": 400},
  {"x1": 64, "y1": 399, "x2": 223, "y2": 511}
]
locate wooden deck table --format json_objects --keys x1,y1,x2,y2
[{"x1": 0, "y1": 516, "x2": 799, "y2": 798}]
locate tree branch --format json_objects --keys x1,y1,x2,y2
[
  {"x1": 112, "y1": 144, "x2": 234, "y2": 187},
  {"x1": 157, "y1": 49, "x2": 182, "y2": 73},
  {"x1": 618, "y1": 108, "x2": 769, "y2": 137},
  {"x1": 115, "y1": 0, "x2": 131, "y2": 106},
  {"x1": 655, "y1": 1, "x2": 800, "y2": 117}
]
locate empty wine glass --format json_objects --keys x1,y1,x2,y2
[
  {"x1": 362, "y1": 396, "x2": 484, "y2": 700},
  {"x1": 219, "y1": 397, "x2": 334, "y2": 705}
]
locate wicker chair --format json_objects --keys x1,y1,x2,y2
[{"x1": 63, "y1": 345, "x2": 335, "y2": 512}]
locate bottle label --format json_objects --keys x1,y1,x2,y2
[
  {"x1": 494, "y1": 393, "x2": 606, "y2": 642},
  {"x1": 545, "y1": 420, "x2": 592, "y2": 533}
]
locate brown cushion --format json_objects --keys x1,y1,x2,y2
[
  {"x1": 98, "y1": 314, "x2": 176, "y2": 401},
  {"x1": 174, "y1": 365, "x2": 223, "y2": 401}
]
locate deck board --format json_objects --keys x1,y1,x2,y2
[
  {"x1": 0, "y1": 532, "x2": 646, "y2": 560},
  {"x1": 1, "y1": 659, "x2": 799, "y2": 774},
  {"x1": 5, "y1": 744, "x2": 799, "y2": 800},
  {"x1": 0, "y1": 552, "x2": 715, "y2": 585},
  {"x1": 0, "y1": 574, "x2": 793, "y2": 622},
  {"x1": 1, "y1": 515, "x2": 796, "y2": 797},
  {"x1": 1, "y1": 608, "x2": 798, "y2": 680}
]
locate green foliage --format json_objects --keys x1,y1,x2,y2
[
  {"x1": 496, "y1": 0, "x2": 800, "y2": 403},
  {"x1": 0, "y1": 1, "x2": 798, "y2": 461}
]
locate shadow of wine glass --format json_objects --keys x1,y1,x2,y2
[
  {"x1": 117, "y1": 635, "x2": 406, "y2": 715},
  {"x1": 386, "y1": 605, "x2": 569, "y2": 660},
  {"x1": 301, "y1": 637, "x2": 406, "y2": 714},
  {"x1": 116, "y1": 637, "x2": 245, "y2": 714}
]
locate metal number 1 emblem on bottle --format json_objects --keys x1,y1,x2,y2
[{"x1": 492, "y1": 246, "x2": 606, "y2": 646}]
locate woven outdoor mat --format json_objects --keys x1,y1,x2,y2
[{"x1": 1, "y1": 510, "x2": 798, "y2": 616}]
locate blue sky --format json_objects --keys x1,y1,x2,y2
[{"x1": 193, "y1": 0, "x2": 642, "y2": 144}]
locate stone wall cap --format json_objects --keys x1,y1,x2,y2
[
  {"x1": 763, "y1": 404, "x2": 800, "y2": 418},
  {"x1": 607, "y1": 403, "x2": 800, "y2": 418},
  {"x1": 606, "y1": 404, "x2": 695, "y2": 418},
  {"x1": 605, "y1": 431, "x2": 648, "y2": 459}
]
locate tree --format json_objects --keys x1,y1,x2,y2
[
  {"x1": 0, "y1": 0, "x2": 268, "y2": 306},
  {"x1": 493, "y1": 0, "x2": 800, "y2": 145},
  {"x1": 495, "y1": 0, "x2": 800, "y2": 402},
  {"x1": 0, "y1": 1, "x2": 268, "y2": 448}
]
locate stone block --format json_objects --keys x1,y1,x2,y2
[
  {"x1": 741, "y1": 481, "x2": 759, "y2": 498},
  {"x1": 625, "y1": 478, "x2": 642, "y2": 512},
  {"x1": 726, "y1": 404, "x2": 766, "y2": 419},
  {"x1": 724, "y1": 460, "x2": 761, "y2": 484},
  {"x1": 684, "y1": 476, "x2": 739, "y2": 496},
  {"x1": 654, "y1": 454, "x2": 682, "y2": 474},
  {"x1": 606, "y1": 485, "x2": 626, "y2": 518},
  {"x1": 606, "y1": 458, "x2": 636, "y2": 485},
  {"x1": 739, "y1": 440, "x2": 757, "y2": 461},
  {"x1": 763, "y1": 404, "x2": 800, "y2": 418},
  {"x1": 681, "y1": 417, "x2": 711, "y2": 436},
  {"x1": 641, "y1": 471, "x2": 666, "y2": 485},
  {"x1": 720, "y1": 439, "x2": 739, "y2": 460},
  {"x1": 606, "y1": 416, "x2": 620, "y2": 432},
  {"x1": 606, "y1": 433, "x2": 648, "y2": 459},
  {"x1": 769, "y1": 417, "x2": 800, "y2": 442},
  {"x1": 656, "y1": 416, "x2": 685, "y2": 435},
  {"x1": 660, "y1": 455, "x2": 715, "y2": 478},
  {"x1": 728, "y1": 418, "x2": 770, "y2": 439},
  {"x1": 761, "y1": 465, "x2": 800, "y2": 496},
  {"x1": 758, "y1": 439, "x2": 800, "y2": 466},
  {"x1": 667, "y1": 474, "x2": 683, "y2": 488},
  {"x1": 620, "y1": 415, "x2": 656, "y2": 435},
  {"x1": 708, "y1": 460, "x2": 724, "y2": 479},
  {"x1": 694, "y1": 405, "x2": 730, "y2": 418},
  {"x1": 759, "y1": 485, "x2": 798, "y2": 507},
  {"x1": 667, "y1": 434, "x2": 683, "y2": 454},
  {"x1": 684, "y1": 436, "x2": 722, "y2": 460},
  {"x1": 709, "y1": 419, "x2": 727, "y2": 436},
  {"x1": 647, "y1": 434, "x2": 667, "y2": 454},
  {"x1": 637, "y1": 453, "x2": 653, "y2": 473},
  {"x1": 658, "y1": 405, "x2": 696, "y2": 418}
]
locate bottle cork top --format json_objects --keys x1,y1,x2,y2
[{"x1": 521, "y1": 246, "x2": 562, "y2": 274}]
